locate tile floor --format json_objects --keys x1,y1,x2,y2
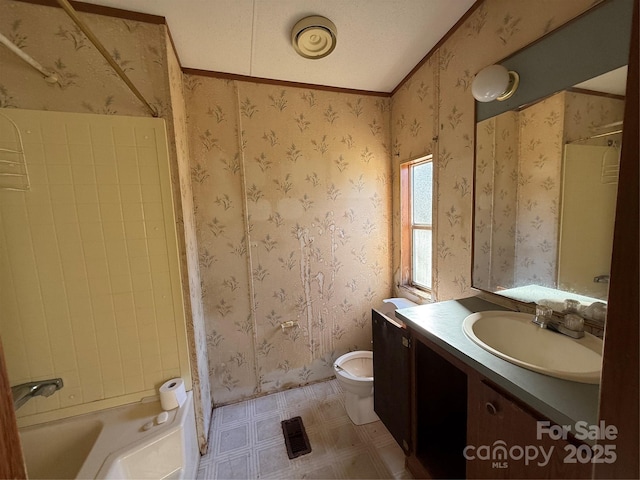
[{"x1": 196, "y1": 379, "x2": 413, "y2": 479}]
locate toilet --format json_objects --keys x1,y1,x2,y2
[
  {"x1": 333, "y1": 350, "x2": 379, "y2": 425},
  {"x1": 333, "y1": 298, "x2": 419, "y2": 425}
]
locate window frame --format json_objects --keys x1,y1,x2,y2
[{"x1": 400, "y1": 154, "x2": 434, "y2": 293}]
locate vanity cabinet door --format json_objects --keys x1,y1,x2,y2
[
  {"x1": 372, "y1": 309, "x2": 411, "y2": 453},
  {"x1": 467, "y1": 378, "x2": 591, "y2": 479}
]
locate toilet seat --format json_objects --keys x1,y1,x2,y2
[{"x1": 333, "y1": 351, "x2": 373, "y2": 382}]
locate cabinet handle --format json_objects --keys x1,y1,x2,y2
[{"x1": 485, "y1": 402, "x2": 498, "y2": 415}]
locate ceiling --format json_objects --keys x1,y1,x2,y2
[
  {"x1": 74, "y1": 0, "x2": 476, "y2": 93},
  {"x1": 574, "y1": 66, "x2": 628, "y2": 96}
]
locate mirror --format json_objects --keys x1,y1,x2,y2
[
  {"x1": 471, "y1": 0, "x2": 633, "y2": 312},
  {"x1": 473, "y1": 69, "x2": 626, "y2": 308}
]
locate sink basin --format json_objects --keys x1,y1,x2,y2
[{"x1": 463, "y1": 311, "x2": 603, "y2": 384}]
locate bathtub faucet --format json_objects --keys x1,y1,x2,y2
[{"x1": 11, "y1": 378, "x2": 63, "y2": 411}]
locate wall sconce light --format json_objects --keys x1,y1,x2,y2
[
  {"x1": 291, "y1": 16, "x2": 337, "y2": 59},
  {"x1": 471, "y1": 64, "x2": 520, "y2": 102}
]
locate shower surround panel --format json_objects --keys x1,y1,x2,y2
[{"x1": 0, "y1": 109, "x2": 190, "y2": 426}]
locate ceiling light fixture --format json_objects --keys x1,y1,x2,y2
[
  {"x1": 291, "y1": 15, "x2": 337, "y2": 59},
  {"x1": 472, "y1": 64, "x2": 520, "y2": 102}
]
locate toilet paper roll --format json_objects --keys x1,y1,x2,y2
[{"x1": 159, "y1": 378, "x2": 187, "y2": 411}]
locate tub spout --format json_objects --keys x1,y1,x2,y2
[{"x1": 11, "y1": 378, "x2": 63, "y2": 411}]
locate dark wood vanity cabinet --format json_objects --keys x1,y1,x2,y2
[
  {"x1": 373, "y1": 317, "x2": 593, "y2": 479},
  {"x1": 371, "y1": 309, "x2": 412, "y2": 454},
  {"x1": 467, "y1": 377, "x2": 592, "y2": 479}
]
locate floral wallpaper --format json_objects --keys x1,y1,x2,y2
[
  {"x1": 515, "y1": 93, "x2": 565, "y2": 287},
  {"x1": 390, "y1": 55, "x2": 438, "y2": 301},
  {"x1": 474, "y1": 111, "x2": 519, "y2": 291},
  {"x1": 0, "y1": 1, "x2": 167, "y2": 116},
  {"x1": 390, "y1": 0, "x2": 599, "y2": 301},
  {"x1": 164, "y1": 36, "x2": 212, "y2": 452},
  {"x1": 563, "y1": 90, "x2": 625, "y2": 146},
  {"x1": 474, "y1": 90, "x2": 624, "y2": 292},
  {"x1": 185, "y1": 76, "x2": 392, "y2": 404}
]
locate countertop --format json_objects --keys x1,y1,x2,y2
[{"x1": 394, "y1": 296, "x2": 600, "y2": 432}]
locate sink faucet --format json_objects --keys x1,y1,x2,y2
[
  {"x1": 532, "y1": 305, "x2": 585, "y2": 339},
  {"x1": 546, "y1": 314, "x2": 585, "y2": 339},
  {"x1": 532, "y1": 305, "x2": 552, "y2": 328},
  {"x1": 11, "y1": 378, "x2": 63, "y2": 411}
]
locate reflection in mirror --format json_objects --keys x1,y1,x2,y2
[{"x1": 473, "y1": 67, "x2": 625, "y2": 309}]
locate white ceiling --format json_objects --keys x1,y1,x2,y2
[
  {"x1": 574, "y1": 66, "x2": 628, "y2": 96},
  {"x1": 75, "y1": 0, "x2": 476, "y2": 93}
]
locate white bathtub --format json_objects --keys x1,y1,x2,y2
[{"x1": 19, "y1": 391, "x2": 199, "y2": 479}]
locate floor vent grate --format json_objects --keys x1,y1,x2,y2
[{"x1": 281, "y1": 416, "x2": 312, "y2": 459}]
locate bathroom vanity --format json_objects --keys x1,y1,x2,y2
[{"x1": 372, "y1": 296, "x2": 600, "y2": 479}]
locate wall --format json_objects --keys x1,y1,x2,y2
[
  {"x1": 390, "y1": 55, "x2": 438, "y2": 301},
  {"x1": 0, "y1": 0, "x2": 211, "y2": 447},
  {"x1": 185, "y1": 76, "x2": 392, "y2": 404},
  {"x1": 0, "y1": 1, "x2": 166, "y2": 115},
  {"x1": 164, "y1": 33, "x2": 212, "y2": 451},
  {"x1": 474, "y1": 111, "x2": 518, "y2": 291},
  {"x1": 391, "y1": 0, "x2": 598, "y2": 302},
  {"x1": 514, "y1": 93, "x2": 565, "y2": 286},
  {"x1": 563, "y1": 90, "x2": 625, "y2": 145}
]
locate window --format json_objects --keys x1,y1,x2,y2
[{"x1": 401, "y1": 155, "x2": 433, "y2": 292}]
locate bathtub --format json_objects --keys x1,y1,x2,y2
[{"x1": 19, "y1": 391, "x2": 199, "y2": 479}]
